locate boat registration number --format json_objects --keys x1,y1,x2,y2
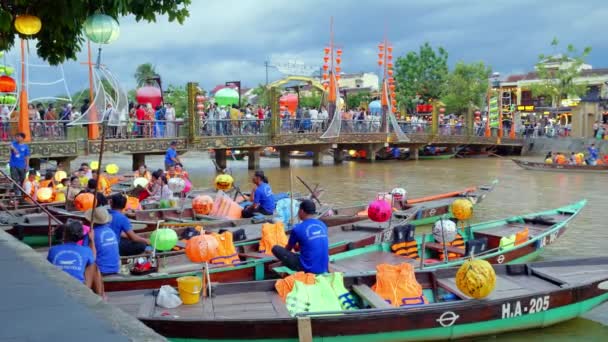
[
  {"x1": 501, "y1": 295, "x2": 550, "y2": 319},
  {"x1": 537, "y1": 231, "x2": 559, "y2": 249}
]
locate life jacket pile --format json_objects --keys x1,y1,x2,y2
[
  {"x1": 390, "y1": 224, "x2": 419, "y2": 259},
  {"x1": 209, "y1": 231, "x2": 240, "y2": 265},
  {"x1": 280, "y1": 272, "x2": 358, "y2": 316},
  {"x1": 438, "y1": 233, "x2": 465, "y2": 261},
  {"x1": 258, "y1": 222, "x2": 287, "y2": 255},
  {"x1": 372, "y1": 263, "x2": 427, "y2": 307}
]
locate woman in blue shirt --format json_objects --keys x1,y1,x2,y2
[{"x1": 242, "y1": 170, "x2": 276, "y2": 218}]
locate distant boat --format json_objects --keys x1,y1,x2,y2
[{"x1": 512, "y1": 159, "x2": 608, "y2": 173}]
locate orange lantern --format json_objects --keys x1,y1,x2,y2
[
  {"x1": 388, "y1": 70, "x2": 394, "y2": 76},
  {"x1": 378, "y1": 53, "x2": 384, "y2": 59},
  {"x1": 387, "y1": 63, "x2": 393, "y2": 69},
  {"x1": 74, "y1": 193, "x2": 95, "y2": 212},
  {"x1": 390, "y1": 84, "x2": 396, "y2": 91},
  {"x1": 378, "y1": 44, "x2": 384, "y2": 51},
  {"x1": 124, "y1": 196, "x2": 141, "y2": 212},
  {"x1": 0, "y1": 76, "x2": 17, "y2": 93},
  {"x1": 335, "y1": 66, "x2": 341, "y2": 73},
  {"x1": 36, "y1": 188, "x2": 53, "y2": 203},
  {"x1": 185, "y1": 234, "x2": 219, "y2": 263},
  {"x1": 387, "y1": 46, "x2": 393, "y2": 53},
  {"x1": 378, "y1": 60, "x2": 383, "y2": 66},
  {"x1": 323, "y1": 64, "x2": 329, "y2": 71},
  {"x1": 392, "y1": 107, "x2": 398, "y2": 113},
  {"x1": 389, "y1": 77, "x2": 395, "y2": 83},
  {"x1": 323, "y1": 83, "x2": 329, "y2": 89},
  {"x1": 324, "y1": 47, "x2": 330, "y2": 54},
  {"x1": 335, "y1": 57, "x2": 341, "y2": 64},
  {"x1": 323, "y1": 56, "x2": 329, "y2": 63},
  {"x1": 335, "y1": 75, "x2": 341, "y2": 80},
  {"x1": 439, "y1": 108, "x2": 446, "y2": 114},
  {"x1": 322, "y1": 73, "x2": 328, "y2": 80},
  {"x1": 336, "y1": 49, "x2": 342, "y2": 56},
  {"x1": 390, "y1": 92, "x2": 396, "y2": 99},
  {"x1": 192, "y1": 195, "x2": 214, "y2": 215},
  {"x1": 388, "y1": 54, "x2": 393, "y2": 60},
  {"x1": 391, "y1": 98, "x2": 397, "y2": 105}
]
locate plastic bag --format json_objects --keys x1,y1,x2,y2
[{"x1": 156, "y1": 285, "x2": 182, "y2": 308}]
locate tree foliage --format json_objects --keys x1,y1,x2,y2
[
  {"x1": 299, "y1": 94, "x2": 322, "y2": 109},
  {"x1": 164, "y1": 84, "x2": 187, "y2": 118},
  {"x1": 0, "y1": 0, "x2": 190, "y2": 65},
  {"x1": 442, "y1": 61, "x2": 491, "y2": 115},
  {"x1": 134, "y1": 63, "x2": 159, "y2": 87},
  {"x1": 529, "y1": 38, "x2": 592, "y2": 107},
  {"x1": 394, "y1": 42, "x2": 448, "y2": 112},
  {"x1": 251, "y1": 84, "x2": 268, "y2": 107},
  {"x1": 345, "y1": 91, "x2": 371, "y2": 110}
]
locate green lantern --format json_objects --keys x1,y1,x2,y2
[
  {"x1": 150, "y1": 228, "x2": 178, "y2": 251},
  {"x1": 83, "y1": 14, "x2": 120, "y2": 44}
]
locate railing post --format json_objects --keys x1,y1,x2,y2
[
  {"x1": 466, "y1": 106, "x2": 474, "y2": 137},
  {"x1": 431, "y1": 103, "x2": 438, "y2": 136},
  {"x1": 186, "y1": 82, "x2": 199, "y2": 143},
  {"x1": 269, "y1": 87, "x2": 280, "y2": 138}
]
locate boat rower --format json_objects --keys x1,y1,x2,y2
[
  {"x1": 22, "y1": 169, "x2": 39, "y2": 202},
  {"x1": 241, "y1": 170, "x2": 275, "y2": 218}
]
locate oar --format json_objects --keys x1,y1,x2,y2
[{"x1": 296, "y1": 176, "x2": 322, "y2": 205}]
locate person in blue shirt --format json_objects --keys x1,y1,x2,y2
[
  {"x1": 47, "y1": 220, "x2": 105, "y2": 295},
  {"x1": 272, "y1": 199, "x2": 329, "y2": 274},
  {"x1": 9, "y1": 132, "x2": 30, "y2": 197},
  {"x1": 85, "y1": 207, "x2": 120, "y2": 276},
  {"x1": 109, "y1": 194, "x2": 150, "y2": 256},
  {"x1": 164, "y1": 141, "x2": 181, "y2": 170},
  {"x1": 242, "y1": 170, "x2": 276, "y2": 218},
  {"x1": 587, "y1": 143, "x2": 599, "y2": 165}
]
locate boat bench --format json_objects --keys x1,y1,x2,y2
[
  {"x1": 239, "y1": 251, "x2": 277, "y2": 260},
  {"x1": 424, "y1": 242, "x2": 465, "y2": 256},
  {"x1": 352, "y1": 284, "x2": 392, "y2": 308}
]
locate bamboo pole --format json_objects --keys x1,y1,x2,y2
[{"x1": 289, "y1": 167, "x2": 294, "y2": 227}]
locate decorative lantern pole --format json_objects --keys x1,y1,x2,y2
[
  {"x1": 321, "y1": 17, "x2": 342, "y2": 122},
  {"x1": 377, "y1": 38, "x2": 397, "y2": 133},
  {"x1": 14, "y1": 14, "x2": 42, "y2": 142}
]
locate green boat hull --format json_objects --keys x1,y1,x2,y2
[
  {"x1": 418, "y1": 153, "x2": 456, "y2": 160},
  {"x1": 168, "y1": 293, "x2": 608, "y2": 342}
]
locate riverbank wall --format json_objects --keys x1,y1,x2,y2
[{"x1": 521, "y1": 138, "x2": 608, "y2": 156}]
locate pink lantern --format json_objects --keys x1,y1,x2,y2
[
  {"x1": 368, "y1": 199, "x2": 392, "y2": 223},
  {"x1": 197, "y1": 103, "x2": 205, "y2": 110},
  {"x1": 136, "y1": 86, "x2": 162, "y2": 108},
  {"x1": 182, "y1": 179, "x2": 192, "y2": 194},
  {"x1": 196, "y1": 95, "x2": 205, "y2": 102}
]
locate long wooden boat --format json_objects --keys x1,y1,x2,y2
[
  {"x1": 108, "y1": 256, "x2": 608, "y2": 341},
  {"x1": 418, "y1": 152, "x2": 456, "y2": 160},
  {"x1": 512, "y1": 159, "x2": 608, "y2": 173},
  {"x1": 303, "y1": 200, "x2": 586, "y2": 278}
]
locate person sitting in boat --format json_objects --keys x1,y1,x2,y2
[
  {"x1": 80, "y1": 162, "x2": 93, "y2": 179},
  {"x1": 587, "y1": 143, "x2": 599, "y2": 165},
  {"x1": 39, "y1": 170, "x2": 56, "y2": 189},
  {"x1": 85, "y1": 207, "x2": 120, "y2": 282},
  {"x1": 554, "y1": 152, "x2": 567, "y2": 165},
  {"x1": 22, "y1": 169, "x2": 39, "y2": 202},
  {"x1": 74, "y1": 167, "x2": 89, "y2": 187},
  {"x1": 272, "y1": 200, "x2": 328, "y2": 274},
  {"x1": 242, "y1": 170, "x2": 275, "y2": 218},
  {"x1": 165, "y1": 165, "x2": 177, "y2": 180},
  {"x1": 67, "y1": 176, "x2": 82, "y2": 202},
  {"x1": 47, "y1": 220, "x2": 103, "y2": 295},
  {"x1": 146, "y1": 172, "x2": 172, "y2": 202},
  {"x1": 174, "y1": 163, "x2": 190, "y2": 181},
  {"x1": 133, "y1": 164, "x2": 152, "y2": 181},
  {"x1": 108, "y1": 194, "x2": 150, "y2": 256},
  {"x1": 568, "y1": 152, "x2": 577, "y2": 165},
  {"x1": 92, "y1": 169, "x2": 111, "y2": 196}
]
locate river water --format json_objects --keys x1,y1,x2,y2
[{"x1": 75, "y1": 152, "x2": 608, "y2": 340}]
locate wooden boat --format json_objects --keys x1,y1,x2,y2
[
  {"x1": 108, "y1": 257, "x2": 608, "y2": 341},
  {"x1": 512, "y1": 159, "x2": 608, "y2": 173},
  {"x1": 304, "y1": 200, "x2": 586, "y2": 278},
  {"x1": 418, "y1": 152, "x2": 456, "y2": 160}
]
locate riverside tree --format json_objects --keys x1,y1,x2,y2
[{"x1": 442, "y1": 61, "x2": 492, "y2": 115}]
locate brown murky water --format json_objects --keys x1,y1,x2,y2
[{"x1": 74, "y1": 152, "x2": 608, "y2": 340}]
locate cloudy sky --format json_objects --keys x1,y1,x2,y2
[{"x1": 5, "y1": 0, "x2": 607, "y2": 100}]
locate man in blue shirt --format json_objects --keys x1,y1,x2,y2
[
  {"x1": 242, "y1": 170, "x2": 276, "y2": 218},
  {"x1": 164, "y1": 141, "x2": 181, "y2": 170},
  {"x1": 9, "y1": 132, "x2": 30, "y2": 196},
  {"x1": 587, "y1": 143, "x2": 599, "y2": 165},
  {"x1": 109, "y1": 194, "x2": 150, "y2": 256},
  {"x1": 85, "y1": 207, "x2": 120, "y2": 276},
  {"x1": 272, "y1": 200, "x2": 329, "y2": 274}
]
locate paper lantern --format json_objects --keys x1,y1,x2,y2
[
  {"x1": 324, "y1": 47, "x2": 330, "y2": 54},
  {"x1": 378, "y1": 53, "x2": 384, "y2": 59},
  {"x1": 279, "y1": 93, "x2": 298, "y2": 114},
  {"x1": 391, "y1": 188, "x2": 407, "y2": 202},
  {"x1": 387, "y1": 46, "x2": 393, "y2": 53},
  {"x1": 433, "y1": 219, "x2": 457, "y2": 243},
  {"x1": 14, "y1": 15, "x2": 42, "y2": 35},
  {"x1": 378, "y1": 60, "x2": 383, "y2": 66},
  {"x1": 90, "y1": 161, "x2": 99, "y2": 170},
  {"x1": 439, "y1": 108, "x2": 446, "y2": 114},
  {"x1": 388, "y1": 70, "x2": 394, "y2": 76},
  {"x1": 168, "y1": 177, "x2": 186, "y2": 192},
  {"x1": 456, "y1": 259, "x2": 496, "y2": 299},
  {"x1": 335, "y1": 66, "x2": 341, "y2": 73},
  {"x1": 196, "y1": 95, "x2": 205, "y2": 102},
  {"x1": 389, "y1": 77, "x2": 394, "y2": 83},
  {"x1": 335, "y1": 75, "x2": 341, "y2": 80},
  {"x1": 74, "y1": 193, "x2": 95, "y2": 212},
  {"x1": 197, "y1": 103, "x2": 205, "y2": 110},
  {"x1": 83, "y1": 14, "x2": 120, "y2": 44},
  {"x1": 133, "y1": 177, "x2": 148, "y2": 188},
  {"x1": 378, "y1": 44, "x2": 384, "y2": 50},
  {"x1": 368, "y1": 199, "x2": 391, "y2": 223},
  {"x1": 186, "y1": 234, "x2": 219, "y2": 263},
  {"x1": 36, "y1": 188, "x2": 53, "y2": 203},
  {"x1": 105, "y1": 163, "x2": 119, "y2": 175},
  {"x1": 0, "y1": 75, "x2": 16, "y2": 93},
  {"x1": 136, "y1": 86, "x2": 162, "y2": 108},
  {"x1": 54, "y1": 171, "x2": 67, "y2": 182},
  {"x1": 322, "y1": 73, "x2": 328, "y2": 80},
  {"x1": 336, "y1": 49, "x2": 342, "y2": 56},
  {"x1": 192, "y1": 195, "x2": 214, "y2": 215},
  {"x1": 323, "y1": 56, "x2": 329, "y2": 63},
  {"x1": 214, "y1": 174, "x2": 234, "y2": 191},
  {"x1": 150, "y1": 228, "x2": 178, "y2": 251},
  {"x1": 322, "y1": 64, "x2": 329, "y2": 71},
  {"x1": 323, "y1": 83, "x2": 329, "y2": 89},
  {"x1": 452, "y1": 198, "x2": 473, "y2": 221},
  {"x1": 0, "y1": 95, "x2": 17, "y2": 105},
  {"x1": 3, "y1": 66, "x2": 14, "y2": 76},
  {"x1": 336, "y1": 57, "x2": 341, "y2": 64},
  {"x1": 387, "y1": 54, "x2": 393, "y2": 60}
]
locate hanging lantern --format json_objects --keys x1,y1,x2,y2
[
  {"x1": 388, "y1": 70, "x2": 394, "y2": 76},
  {"x1": 322, "y1": 73, "x2": 328, "y2": 80},
  {"x1": 389, "y1": 77, "x2": 395, "y2": 84},
  {"x1": 378, "y1": 52, "x2": 384, "y2": 59},
  {"x1": 197, "y1": 103, "x2": 205, "y2": 110},
  {"x1": 323, "y1": 56, "x2": 329, "y2": 63},
  {"x1": 14, "y1": 15, "x2": 42, "y2": 35},
  {"x1": 335, "y1": 75, "x2": 341, "y2": 80},
  {"x1": 136, "y1": 86, "x2": 163, "y2": 108},
  {"x1": 378, "y1": 60, "x2": 383, "y2": 66},
  {"x1": 336, "y1": 49, "x2": 343, "y2": 56},
  {"x1": 387, "y1": 63, "x2": 394, "y2": 69},
  {"x1": 323, "y1": 83, "x2": 329, "y2": 89},
  {"x1": 83, "y1": 14, "x2": 120, "y2": 44},
  {"x1": 378, "y1": 44, "x2": 384, "y2": 51},
  {"x1": 387, "y1": 54, "x2": 393, "y2": 60},
  {"x1": 389, "y1": 84, "x2": 396, "y2": 91},
  {"x1": 387, "y1": 46, "x2": 393, "y2": 53},
  {"x1": 392, "y1": 107, "x2": 398, "y2": 113},
  {"x1": 335, "y1": 66, "x2": 341, "y2": 73},
  {"x1": 196, "y1": 95, "x2": 205, "y2": 102},
  {"x1": 0, "y1": 76, "x2": 17, "y2": 93},
  {"x1": 390, "y1": 92, "x2": 396, "y2": 99},
  {"x1": 439, "y1": 107, "x2": 446, "y2": 114},
  {"x1": 335, "y1": 57, "x2": 341, "y2": 64},
  {"x1": 324, "y1": 47, "x2": 330, "y2": 54},
  {"x1": 322, "y1": 64, "x2": 329, "y2": 71}
]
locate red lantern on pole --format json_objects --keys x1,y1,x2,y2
[
  {"x1": 387, "y1": 54, "x2": 393, "y2": 60},
  {"x1": 378, "y1": 44, "x2": 384, "y2": 51},
  {"x1": 390, "y1": 92, "x2": 396, "y2": 99},
  {"x1": 335, "y1": 57, "x2": 341, "y2": 64},
  {"x1": 389, "y1": 84, "x2": 396, "y2": 91},
  {"x1": 378, "y1": 60, "x2": 383, "y2": 66},
  {"x1": 336, "y1": 49, "x2": 342, "y2": 56},
  {"x1": 0, "y1": 76, "x2": 17, "y2": 93},
  {"x1": 322, "y1": 73, "x2": 328, "y2": 80},
  {"x1": 388, "y1": 70, "x2": 394, "y2": 76},
  {"x1": 439, "y1": 107, "x2": 446, "y2": 114},
  {"x1": 388, "y1": 77, "x2": 395, "y2": 84},
  {"x1": 335, "y1": 66, "x2": 341, "y2": 73},
  {"x1": 324, "y1": 47, "x2": 330, "y2": 54},
  {"x1": 335, "y1": 75, "x2": 341, "y2": 80},
  {"x1": 195, "y1": 95, "x2": 205, "y2": 102},
  {"x1": 136, "y1": 86, "x2": 163, "y2": 108},
  {"x1": 322, "y1": 64, "x2": 329, "y2": 71},
  {"x1": 378, "y1": 53, "x2": 384, "y2": 59},
  {"x1": 323, "y1": 56, "x2": 329, "y2": 63},
  {"x1": 387, "y1": 63, "x2": 393, "y2": 69},
  {"x1": 387, "y1": 46, "x2": 393, "y2": 53}
]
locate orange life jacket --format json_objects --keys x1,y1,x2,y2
[
  {"x1": 275, "y1": 271, "x2": 316, "y2": 302},
  {"x1": 372, "y1": 263, "x2": 427, "y2": 307},
  {"x1": 209, "y1": 231, "x2": 240, "y2": 265},
  {"x1": 22, "y1": 180, "x2": 38, "y2": 202},
  {"x1": 259, "y1": 222, "x2": 288, "y2": 255},
  {"x1": 555, "y1": 155, "x2": 567, "y2": 165},
  {"x1": 438, "y1": 233, "x2": 465, "y2": 261},
  {"x1": 391, "y1": 240, "x2": 419, "y2": 259},
  {"x1": 39, "y1": 179, "x2": 54, "y2": 188},
  {"x1": 97, "y1": 175, "x2": 111, "y2": 196},
  {"x1": 515, "y1": 227, "x2": 529, "y2": 246}
]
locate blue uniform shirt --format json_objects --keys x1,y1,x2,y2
[
  {"x1": 254, "y1": 182, "x2": 276, "y2": 213},
  {"x1": 287, "y1": 218, "x2": 329, "y2": 274},
  {"x1": 9, "y1": 141, "x2": 30, "y2": 169},
  {"x1": 109, "y1": 209, "x2": 132, "y2": 240},
  {"x1": 588, "y1": 146, "x2": 598, "y2": 160},
  {"x1": 94, "y1": 223, "x2": 120, "y2": 275},
  {"x1": 47, "y1": 243, "x2": 95, "y2": 283},
  {"x1": 165, "y1": 148, "x2": 177, "y2": 166}
]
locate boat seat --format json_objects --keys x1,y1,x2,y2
[
  {"x1": 239, "y1": 251, "x2": 276, "y2": 260},
  {"x1": 424, "y1": 242, "x2": 465, "y2": 256},
  {"x1": 352, "y1": 284, "x2": 392, "y2": 309}
]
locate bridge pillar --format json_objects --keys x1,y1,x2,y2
[
  {"x1": 215, "y1": 149, "x2": 227, "y2": 171},
  {"x1": 29, "y1": 158, "x2": 41, "y2": 171},
  {"x1": 312, "y1": 150, "x2": 322, "y2": 167},
  {"x1": 132, "y1": 153, "x2": 146, "y2": 171},
  {"x1": 279, "y1": 149, "x2": 290, "y2": 168},
  {"x1": 333, "y1": 148, "x2": 344, "y2": 164},
  {"x1": 365, "y1": 144, "x2": 378, "y2": 162},
  {"x1": 411, "y1": 147, "x2": 419, "y2": 160},
  {"x1": 51, "y1": 157, "x2": 76, "y2": 173},
  {"x1": 247, "y1": 150, "x2": 260, "y2": 170}
]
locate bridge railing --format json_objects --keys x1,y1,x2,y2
[{"x1": 200, "y1": 119, "x2": 271, "y2": 136}]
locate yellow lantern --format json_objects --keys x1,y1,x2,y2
[
  {"x1": 105, "y1": 163, "x2": 119, "y2": 175},
  {"x1": 54, "y1": 171, "x2": 67, "y2": 182},
  {"x1": 214, "y1": 174, "x2": 234, "y2": 191},
  {"x1": 452, "y1": 198, "x2": 473, "y2": 221},
  {"x1": 36, "y1": 187, "x2": 54, "y2": 203},
  {"x1": 14, "y1": 15, "x2": 42, "y2": 35},
  {"x1": 455, "y1": 258, "x2": 496, "y2": 299},
  {"x1": 90, "y1": 161, "x2": 99, "y2": 170}
]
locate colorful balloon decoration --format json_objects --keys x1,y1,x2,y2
[
  {"x1": 168, "y1": 177, "x2": 186, "y2": 193},
  {"x1": 74, "y1": 193, "x2": 95, "y2": 212},
  {"x1": 451, "y1": 198, "x2": 473, "y2": 221},
  {"x1": 0, "y1": 75, "x2": 16, "y2": 93},
  {"x1": 455, "y1": 258, "x2": 496, "y2": 299},
  {"x1": 432, "y1": 219, "x2": 457, "y2": 243},
  {"x1": 90, "y1": 161, "x2": 99, "y2": 170},
  {"x1": 150, "y1": 228, "x2": 178, "y2": 251},
  {"x1": 14, "y1": 14, "x2": 42, "y2": 35},
  {"x1": 192, "y1": 195, "x2": 214, "y2": 215},
  {"x1": 214, "y1": 87, "x2": 239, "y2": 106},
  {"x1": 182, "y1": 179, "x2": 192, "y2": 194},
  {"x1": 185, "y1": 234, "x2": 219, "y2": 263},
  {"x1": 214, "y1": 174, "x2": 234, "y2": 191},
  {"x1": 368, "y1": 199, "x2": 392, "y2": 223},
  {"x1": 83, "y1": 13, "x2": 120, "y2": 44}
]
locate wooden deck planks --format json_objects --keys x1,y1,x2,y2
[{"x1": 331, "y1": 251, "x2": 415, "y2": 273}]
